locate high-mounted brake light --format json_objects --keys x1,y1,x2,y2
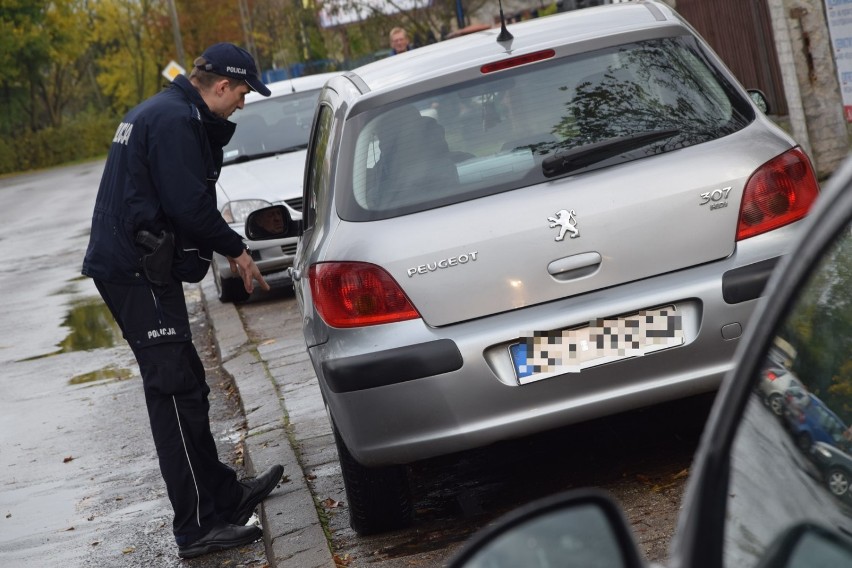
[
  {"x1": 309, "y1": 262, "x2": 420, "y2": 328},
  {"x1": 736, "y1": 147, "x2": 819, "y2": 241},
  {"x1": 481, "y1": 49, "x2": 555, "y2": 74}
]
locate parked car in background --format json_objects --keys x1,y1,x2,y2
[
  {"x1": 254, "y1": 1, "x2": 820, "y2": 534},
  {"x1": 212, "y1": 72, "x2": 338, "y2": 302},
  {"x1": 811, "y1": 441, "x2": 852, "y2": 501},
  {"x1": 784, "y1": 392, "x2": 848, "y2": 453},
  {"x1": 757, "y1": 367, "x2": 801, "y2": 416}
]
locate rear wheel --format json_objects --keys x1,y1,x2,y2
[
  {"x1": 213, "y1": 260, "x2": 251, "y2": 303},
  {"x1": 827, "y1": 468, "x2": 850, "y2": 498},
  {"x1": 331, "y1": 424, "x2": 413, "y2": 535},
  {"x1": 767, "y1": 393, "x2": 784, "y2": 416}
]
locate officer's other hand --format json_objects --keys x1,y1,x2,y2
[{"x1": 228, "y1": 250, "x2": 271, "y2": 294}]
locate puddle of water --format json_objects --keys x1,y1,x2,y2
[
  {"x1": 69, "y1": 365, "x2": 133, "y2": 385},
  {"x1": 20, "y1": 298, "x2": 123, "y2": 362},
  {"x1": 57, "y1": 298, "x2": 122, "y2": 353}
]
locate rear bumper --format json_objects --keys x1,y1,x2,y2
[{"x1": 309, "y1": 223, "x2": 801, "y2": 467}]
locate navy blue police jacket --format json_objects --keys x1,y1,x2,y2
[{"x1": 82, "y1": 75, "x2": 245, "y2": 285}]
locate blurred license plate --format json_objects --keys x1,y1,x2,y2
[{"x1": 510, "y1": 306, "x2": 683, "y2": 385}]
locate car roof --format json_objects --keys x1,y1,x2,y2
[
  {"x1": 348, "y1": 1, "x2": 678, "y2": 95},
  {"x1": 247, "y1": 71, "x2": 340, "y2": 104}
]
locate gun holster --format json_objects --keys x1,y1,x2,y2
[{"x1": 135, "y1": 230, "x2": 175, "y2": 287}]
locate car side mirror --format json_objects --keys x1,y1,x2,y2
[
  {"x1": 245, "y1": 205, "x2": 299, "y2": 240},
  {"x1": 747, "y1": 89, "x2": 770, "y2": 114},
  {"x1": 447, "y1": 489, "x2": 644, "y2": 568}
]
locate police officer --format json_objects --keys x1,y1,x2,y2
[{"x1": 82, "y1": 43, "x2": 283, "y2": 559}]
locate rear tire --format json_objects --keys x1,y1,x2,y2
[
  {"x1": 767, "y1": 393, "x2": 784, "y2": 416},
  {"x1": 332, "y1": 424, "x2": 413, "y2": 535}
]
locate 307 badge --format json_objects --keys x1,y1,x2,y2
[{"x1": 700, "y1": 186, "x2": 732, "y2": 211}]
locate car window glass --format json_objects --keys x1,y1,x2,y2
[
  {"x1": 223, "y1": 88, "x2": 322, "y2": 164},
  {"x1": 339, "y1": 35, "x2": 752, "y2": 221},
  {"x1": 303, "y1": 104, "x2": 334, "y2": 230},
  {"x1": 724, "y1": 221, "x2": 852, "y2": 568}
]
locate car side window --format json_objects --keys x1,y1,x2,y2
[
  {"x1": 303, "y1": 104, "x2": 334, "y2": 230},
  {"x1": 724, "y1": 221, "x2": 852, "y2": 567}
]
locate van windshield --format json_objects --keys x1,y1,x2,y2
[{"x1": 337, "y1": 35, "x2": 753, "y2": 221}]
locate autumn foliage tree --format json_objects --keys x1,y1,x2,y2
[{"x1": 0, "y1": 0, "x2": 544, "y2": 174}]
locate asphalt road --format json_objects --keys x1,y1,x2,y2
[{"x1": 0, "y1": 163, "x2": 267, "y2": 567}]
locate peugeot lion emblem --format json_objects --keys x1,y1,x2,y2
[{"x1": 547, "y1": 209, "x2": 579, "y2": 241}]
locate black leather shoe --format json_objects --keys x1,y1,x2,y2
[
  {"x1": 177, "y1": 523, "x2": 263, "y2": 559},
  {"x1": 229, "y1": 464, "x2": 284, "y2": 526}
]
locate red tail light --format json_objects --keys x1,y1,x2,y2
[
  {"x1": 309, "y1": 262, "x2": 420, "y2": 328},
  {"x1": 766, "y1": 371, "x2": 778, "y2": 381},
  {"x1": 737, "y1": 147, "x2": 819, "y2": 241}
]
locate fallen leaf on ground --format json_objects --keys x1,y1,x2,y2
[
  {"x1": 65, "y1": 526, "x2": 75, "y2": 531},
  {"x1": 321, "y1": 498, "x2": 343, "y2": 509},
  {"x1": 122, "y1": 546, "x2": 135, "y2": 554},
  {"x1": 333, "y1": 553, "x2": 352, "y2": 566},
  {"x1": 672, "y1": 468, "x2": 689, "y2": 480},
  {"x1": 63, "y1": 456, "x2": 75, "y2": 463}
]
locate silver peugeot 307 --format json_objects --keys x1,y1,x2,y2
[{"x1": 262, "y1": 0, "x2": 822, "y2": 534}]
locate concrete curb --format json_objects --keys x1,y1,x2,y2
[{"x1": 196, "y1": 277, "x2": 336, "y2": 568}]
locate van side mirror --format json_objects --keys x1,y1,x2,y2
[
  {"x1": 245, "y1": 205, "x2": 299, "y2": 240},
  {"x1": 447, "y1": 489, "x2": 644, "y2": 568}
]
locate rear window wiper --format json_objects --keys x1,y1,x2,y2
[
  {"x1": 541, "y1": 129, "x2": 680, "y2": 178},
  {"x1": 225, "y1": 144, "x2": 308, "y2": 165}
]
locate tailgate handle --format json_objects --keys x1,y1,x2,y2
[{"x1": 547, "y1": 252, "x2": 602, "y2": 281}]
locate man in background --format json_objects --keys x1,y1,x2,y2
[{"x1": 390, "y1": 27, "x2": 413, "y2": 55}]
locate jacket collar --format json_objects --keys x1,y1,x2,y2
[{"x1": 171, "y1": 75, "x2": 236, "y2": 147}]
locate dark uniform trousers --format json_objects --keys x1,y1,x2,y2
[{"x1": 94, "y1": 278, "x2": 242, "y2": 544}]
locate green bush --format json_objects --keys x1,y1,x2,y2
[
  {"x1": 0, "y1": 110, "x2": 118, "y2": 175},
  {"x1": 539, "y1": 3, "x2": 559, "y2": 17}
]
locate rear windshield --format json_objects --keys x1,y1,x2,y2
[
  {"x1": 337, "y1": 35, "x2": 753, "y2": 221},
  {"x1": 223, "y1": 88, "x2": 321, "y2": 165}
]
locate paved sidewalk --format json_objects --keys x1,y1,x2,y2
[{"x1": 196, "y1": 277, "x2": 336, "y2": 568}]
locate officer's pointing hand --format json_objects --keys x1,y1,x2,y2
[{"x1": 228, "y1": 250, "x2": 270, "y2": 294}]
